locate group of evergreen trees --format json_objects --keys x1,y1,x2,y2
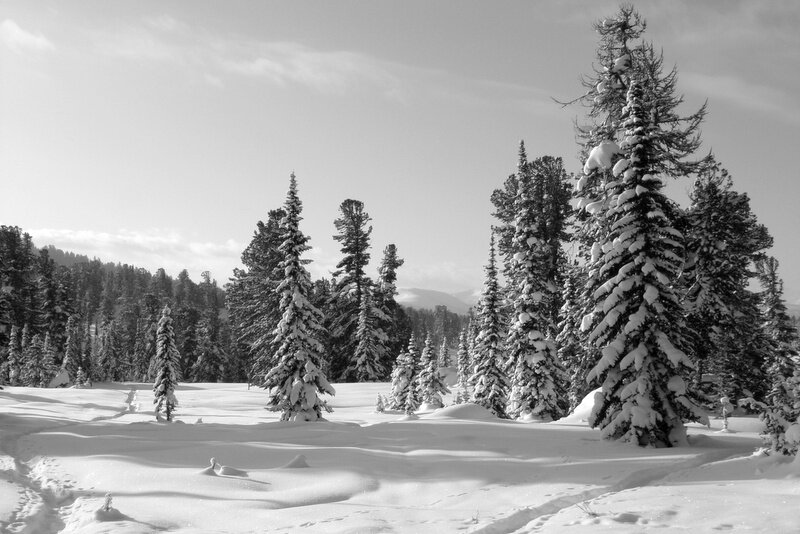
[
  {"x1": 450, "y1": 5, "x2": 799, "y2": 452},
  {"x1": 226, "y1": 189, "x2": 412, "y2": 392}
]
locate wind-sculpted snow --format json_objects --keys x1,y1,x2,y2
[{"x1": 0, "y1": 383, "x2": 797, "y2": 533}]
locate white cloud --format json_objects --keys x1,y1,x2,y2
[
  {"x1": 0, "y1": 19, "x2": 54, "y2": 54},
  {"x1": 217, "y1": 41, "x2": 402, "y2": 96},
  {"x1": 29, "y1": 228, "x2": 244, "y2": 283}
]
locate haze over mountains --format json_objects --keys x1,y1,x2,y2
[{"x1": 395, "y1": 287, "x2": 478, "y2": 315}]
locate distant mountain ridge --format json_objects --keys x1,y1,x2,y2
[{"x1": 396, "y1": 288, "x2": 477, "y2": 315}]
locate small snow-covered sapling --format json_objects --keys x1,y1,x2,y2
[
  {"x1": 103, "y1": 493, "x2": 113, "y2": 512},
  {"x1": 720, "y1": 395, "x2": 734, "y2": 432},
  {"x1": 375, "y1": 393, "x2": 385, "y2": 413}
]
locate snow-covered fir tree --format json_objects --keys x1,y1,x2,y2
[
  {"x1": 21, "y1": 333, "x2": 44, "y2": 387},
  {"x1": 417, "y1": 333, "x2": 449, "y2": 409},
  {"x1": 470, "y1": 234, "x2": 509, "y2": 418},
  {"x1": 563, "y1": 6, "x2": 710, "y2": 414},
  {"x1": 453, "y1": 330, "x2": 472, "y2": 404},
  {"x1": 62, "y1": 315, "x2": 82, "y2": 382},
  {"x1": 262, "y1": 173, "x2": 335, "y2": 421},
  {"x1": 153, "y1": 305, "x2": 180, "y2": 422},
  {"x1": 347, "y1": 288, "x2": 388, "y2": 381},
  {"x1": 581, "y1": 80, "x2": 706, "y2": 447},
  {"x1": 75, "y1": 366, "x2": 88, "y2": 388},
  {"x1": 328, "y1": 199, "x2": 374, "y2": 381},
  {"x1": 388, "y1": 339, "x2": 420, "y2": 410},
  {"x1": 5, "y1": 325, "x2": 21, "y2": 385},
  {"x1": 375, "y1": 244, "x2": 406, "y2": 368},
  {"x1": 505, "y1": 165, "x2": 567, "y2": 421},
  {"x1": 438, "y1": 337, "x2": 451, "y2": 368},
  {"x1": 40, "y1": 332, "x2": 57, "y2": 386}
]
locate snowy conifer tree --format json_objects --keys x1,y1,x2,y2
[
  {"x1": 505, "y1": 171, "x2": 568, "y2": 421},
  {"x1": 438, "y1": 337, "x2": 451, "y2": 368},
  {"x1": 262, "y1": 173, "x2": 335, "y2": 421},
  {"x1": 5, "y1": 325, "x2": 20, "y2": 386},
  {"x1": 348, "y1": 289, "x2": 388, "y2": 381},
  {"x1": 581, "y1": 80, "x2": 706, "y2": 447},
  {"x1": 153, "y1": 306, "x2": 180, "y2": 422},
  {"x1": 564, "y1": 6, "x2": 711, "y2": 415},
  {"x1": 40, "y1": 333, "x2": 57, "y2": 387},
  {"x1": 21, "y1": 333, "x2": 44, "y2": 387},
  {"x1": 62, "y1": 315, "x2": 82, "y2": 382},
  {"x1": 375, "y1": 244, "x2": 406, "y2": 366},
  {"x1": 453, "y1": 330, "x2": 472, "y2": 404},
  {"x1": 388, "y1": 339, "x2": 420, "y2": 410},
  {"x1": 470, "y1": 234, "x2": 509, "y2": 418},
  {"x1": 417, "y1": 333, "x2": 449, "y2": 409}
]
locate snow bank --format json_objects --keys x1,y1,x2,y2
[{"x1": 421, "y1": 402, "x2": 499, "y2": 421}]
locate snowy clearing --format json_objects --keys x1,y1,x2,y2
[{"x1": 0, "y1": 383, "x2": 798, "y2": 533}]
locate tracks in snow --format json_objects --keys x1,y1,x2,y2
[
  {"x1": 466, "y1": 447, "x2": 751, "y2": 534},
  {"x1": 0, "y1": 387, "x2": 138, "y2": 533}
]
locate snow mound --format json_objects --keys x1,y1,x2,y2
[
  {"x1": 283, "y1": 454, "x2": 310, "y2": 468},
  {"x1": 94, "y1": 507, "x2": 129, "y2": 522},
  {"x1": 218, "y1": 464, "x2": 248, "y2": 477},
  {"x1": 421, "y1": 403, "x2": 498, "y2": 421},
  {"x1": 557, "y1": 387, "x2": 601, "y2": 424}
]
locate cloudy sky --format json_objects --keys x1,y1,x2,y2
[{"x1": 2, "y1": 1, "x2": 799, "y2": 299}]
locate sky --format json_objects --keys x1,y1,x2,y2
[{"x1": 2, "y1": 1, "x2": 800, "y2": 300}]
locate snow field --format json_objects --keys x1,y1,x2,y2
[{"x1": 0, "y1": 382, "x2": 798, "y2": 533}]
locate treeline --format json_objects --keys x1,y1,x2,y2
[{"x1": 0, "y1": 218, "x2": 461, "y2": 388}]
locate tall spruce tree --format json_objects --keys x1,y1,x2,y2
[
  {"x1": 505, "y1": 161, "x2": 568, "y2": 421},
  {"x1": 348, "y1": 288, "x2": 388, "y2": 381},
  {"x1": 5, "y1": 325, "x2": 20, "y2": 385},
  {"x1": 62, "y1": 315, "x2": 82, "y2": 381},
  {"x1": 563, "y1": 6, "x2": 710, "y2": 415},
  {"x1": 153, "y1": 305, "x2": 180, "y2": 422},
  {"x1": 453, "y1": 330, "x2": 472, "y2": 404},
  {"x1": 388, "y1": 338, "x2": 420, "y2": 410},
  {"x1": 376, "y1": 244, "x2": 407, "y2": 364},
  {"x1": 416, "y1": 333, "x2": 449, "y2": 409},
  {"x1": 581, "y1": 80, "x2": 706, "y2": 447},
  {"x1": 328, "y1": 199, "x2": 373, "y2": 381},
  {"x1": 470, "y1": 234, "x2": 509, "y2": 418},
  {"x1": 262, "y1": 173, "x2": 335, "y2": 421}
]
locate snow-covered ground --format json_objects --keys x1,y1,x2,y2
[{"x1": 1, "y1": 383, "x2": 798, "y2": 533}]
